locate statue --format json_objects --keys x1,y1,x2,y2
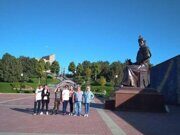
[{"x1": 121, "y1": 35, "x2": 152, "y2": 88}]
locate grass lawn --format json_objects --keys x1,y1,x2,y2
[
  {"x1": 0, "y1": 78, "x2": 60, "y2": 93},
  {"x1": 0, "y1": 82, "x2": 17, "y2": 93}
]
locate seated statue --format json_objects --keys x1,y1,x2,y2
[{"x1": 121, "y1": 35, "x2": 152, "y2": 88}]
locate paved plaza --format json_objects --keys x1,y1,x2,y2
[{"x1": 0, "y1": 93, "x2": 180, "y2": 135}]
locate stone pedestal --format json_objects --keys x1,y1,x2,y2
[{"x1": 115, "y1": 87, "x2": 166, "y2": 112}]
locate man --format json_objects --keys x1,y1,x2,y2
[{"x1": 121, "y1": 35, "x2": 152, "y2": 88}]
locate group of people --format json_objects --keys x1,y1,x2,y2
[{"x1": 33, "y1": 84, "x2": 94, "y2": 117}]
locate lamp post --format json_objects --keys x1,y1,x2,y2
[
  {"x1": 43, "y1": 71, "x2": 48, "y2": 85},
  {"x1": 46, "y1": 72, "x2": 47, "y2": 85},
  {"x1": 115, "y1": 74, "x2": 118, "y2": 87},
  {"x1": 20, "y1": 73, "x2": 24, "y2": 93}
]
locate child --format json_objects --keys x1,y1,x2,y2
[
  {"x1": 40, "y1": 85, "x2": 50, "y2": 115},
  {"x1": 33, "y1": 85, "x2": 43, "y2": 115}
]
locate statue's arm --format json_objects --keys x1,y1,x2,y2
[{"x1": 141, "y1": 47, "x2": 152, "y2": 64}]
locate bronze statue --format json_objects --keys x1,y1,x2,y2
[{"x1": 121, "y1": 35, "x2": 152, "y2": 88}]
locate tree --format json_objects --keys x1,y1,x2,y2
[
  {"x1": 109, "y1": 61, "x2": 124, "y2": 86},
  {"x1": 76, "y1": 63, "x2": 83, "y2": 76},
  {"x1": 50, "y1": 61, "x2": 60, "y2": 75},
  {"x1": 99, "y1": 76, "x2": 106, "y2": 86},
  {"x1": 29, "y1": 58, "x2": 39, "y2": 77},
  {"x1": 1, "y1": 53, "x2": 23, "y2": 82},
  {"x1": 0, "y1": 59, "x2": 3, "y2": 81},
  {"x1": 19, "y1": 56, "x2": 40, "y2": 78},
  {"x1": 35, "y1": 59, "x2": 45, "y2": 84},
  {"x1": 82, "y1": 60, "x2": 91, "y2": 75},
  {"x1": 84, "y1": 67, "x2": 91, "y2": 84},
  {"x1": 68, "y1": 61, "x2": 76, "y2": 74},
  {"x1": 45, "y1": 62, "x2": 50, "y2": 71},
  {"x1": 84, "y1": 67, "x2": 91, "y2": 79},
  {"x1": 98, "y1": 61, "x2": 110, "y2": 81},
  {"x1": 91, "y1": 62, "x2": 100, "y2": 81}
]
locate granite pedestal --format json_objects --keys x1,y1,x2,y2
[{"x1": 115, "y1": 87, "x2": 166, "y2": 112}]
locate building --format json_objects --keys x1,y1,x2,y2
[{"x1": 41, "y1": 54, "x2": 55, "y2": 65}]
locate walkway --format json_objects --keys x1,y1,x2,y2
[{"x1": 0, "y1": 93, "x2": 179, "y2": 135}]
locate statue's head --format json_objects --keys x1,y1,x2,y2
[{"x1": 138, "y1": 35, "x2": 145, "y2": 47}]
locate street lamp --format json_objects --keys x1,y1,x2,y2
[
  {"x1": 115, "y1": 74, "x2": 118, "y2": 87},
  {"x1": 20, "y1": 73, "x2": 24, "y2": 93}
]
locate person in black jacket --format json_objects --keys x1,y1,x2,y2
[{"x1": 40, "y1": 85, "x2": 50, "y2": 115}]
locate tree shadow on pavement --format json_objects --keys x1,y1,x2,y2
[{"x1": 11, "y1": 108, "x2": 34, "y2": 114}]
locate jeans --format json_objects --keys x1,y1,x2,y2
[
  {"x1": 63, "y1": 100, "x2": 69, "y2": 113},
  {"x1": 33, "y1": 100, "x2": 41, "y2": 114},
  {"x1": 84, "y1": 103, "x2": 90, "y2": 114},
  {"x1": 75, "y1": 101, "x2": 82, "y2": 116},
  {"x1": 69, "y1": 97, "x2": 73, "y2": 113},
  {"x1": 42, "y1": 100, "x2": 49, "y2": 112},
  {"x1": 53, "y1": 99, "x2": 60, "y2": 114}
]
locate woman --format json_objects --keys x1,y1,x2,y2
[
  {"x1": 73, "y1": 85, "x2": 83, "y2": 116},
  {"x1": 40, "y1": 85, "x2": 50, "y2": 115},
  {"x1": 69, "y1": 86, "x2": 74, "y2": 116},
  {"x1": 33, "y1": 85, "x2": 43, "y2": 115},
  {"x1": 83, "y1": 86, "x2": 94, "y2": 117},
  {"x1": 62, "y1": 85, "x2": 69, "y2": 115}
]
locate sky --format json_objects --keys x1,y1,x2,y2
[{"x1": 0, "y1": 0, "x2": 180, "y2": 72}]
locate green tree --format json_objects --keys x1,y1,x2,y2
[
  {"x1": 82, "y1": 60, "x2": 91, "y2": 75},
  {"x1": 84, "y1": 67, "x2": 91, "y2": 84},
  {"x1": 1, "y1": 53, "x2": 23, "y2": 82},
  {"x1": 91, "y1": 62, "x2": 100, "y2": 81},
  {"x1": 45, "y1": 62, "x2": 50, "y2": 71},
  {"x1": 76, "y1": 63, "x2": 83, "y2": 76},
  {"x1": 99, "y1": 76, "x2": 106, "y2": 86},
  {"x1": 85, "y1": 67, "x2": 91, "y2": 79},
  {"x1": 0, "y1": 59, "x2": 3, "y2": 81},
  {"x1": 98, "y1": 61, "x2": 110, "y2": 81},
  {"x1": 36, "y1": 59, "x2": 45, "y2": 84},
  {"x1": 109, "y1": 61, "x2": 124, "y2": 86},
  {"x1": 19, "y1": 56, "x2": 40, "y2": 78},
  {"x1": 68, "y1": 61, "x2": 76, "y2": 75},
  {"x1": 50, "y1": 61, "x2": 60, "y2": 75},
  {"x1": 29, "y1": 58, "x2": 39, "y2": 77}
]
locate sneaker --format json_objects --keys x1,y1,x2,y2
[
  {"x1": 40, "y1": 112, "x2": 43, "y2": 115},
  {"x1": 86, "y1": 114, "x2": 89, "y2": 117},
  {"x1": 33, "y1": 113, "x2": 37, "y2": 115},
  {"x1": 73, "y1": 114, "x2": 77, "y2": 116},
  {"x1": 46, "y1": 111, "x2": 49, "y2": 115}
]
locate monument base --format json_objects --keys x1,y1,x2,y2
[{"x1": 115, "y1": 87, "x2": 166, "y2": 112}]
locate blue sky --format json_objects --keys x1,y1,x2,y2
[{"x1": 0, "y1": 0, "x2": 180, "y2": 72}]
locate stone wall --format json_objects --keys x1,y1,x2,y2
[{"x1": 150, "y1": 55, "x2": 180, "y2": 104}]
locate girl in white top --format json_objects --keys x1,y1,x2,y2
[{"x1": 33, "y1": 85, "x2": 43, "y2": 115}]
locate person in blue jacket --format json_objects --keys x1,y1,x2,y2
[{"x1": 83, "y1": 85, "x2": 94, "y2": 117}]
